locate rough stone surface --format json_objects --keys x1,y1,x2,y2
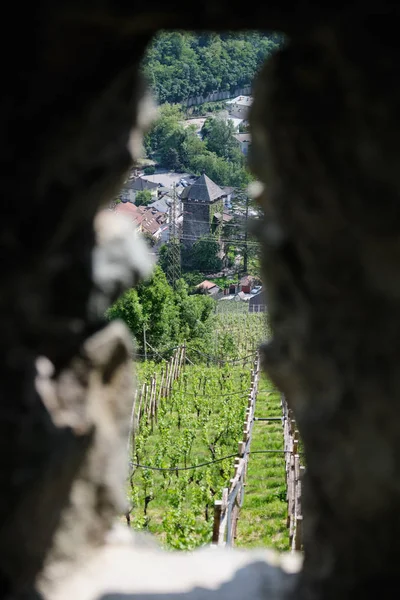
[
  {"x1": 250, "y1": 26, "x2": 400, "y2": 599},
  {"x1": 2, "y1": 3, "x2": 400, "y2": 600},
  {"x1": 41, "y1": 526, "x2": 300, "y2": 600}
]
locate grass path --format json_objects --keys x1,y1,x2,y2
[{"x1": 235, "y1": 376, "x2": 289, "y2": 551}]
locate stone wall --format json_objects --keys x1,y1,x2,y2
[
  {"x1": 1, "y1": 3, "x2": 400, "y2": 600},
  {"x1": 182, "y1": 86, "x2": 252, "y2": 108},
  {"x1": 182, "y1": 201, "x2": 212, "y2": 247}
]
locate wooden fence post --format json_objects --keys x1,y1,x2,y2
[
  {"x1": 212, "y1": 500, "x2": 222, "y2": 544},
  {"x1": 137, "y1": 383, "x2": 145, "y2": 427},
  {"x1": 127, "y1": 389, "x2": 138, "y2": 454}
]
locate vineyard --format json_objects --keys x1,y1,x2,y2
[
  {"x1": 127, "y1": 310, "x2": 295, "y2": 552},
  {"x1": 128, "y1": 363, "x2": 251, "y2": 549},
  {"x1": 211, "y1": 311, "x2": 268, "y2": 360}
]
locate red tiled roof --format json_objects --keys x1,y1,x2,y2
[
  {"x1": 240, "y1": 275, "x2": 255, "y2": 286},
  {"x1": 114, "y1": 202, "x2": 167, "y2": 236},
  {"x1": 114, "y1": 202, "x2": 145, "y2": 224},
  {"x1": 196, "y1": 280, "x2": 217, "y2": 290}
]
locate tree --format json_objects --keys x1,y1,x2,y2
[
  {"x1": 201, "y1": 117, "x2": 238, "y2": 161},
  {"x1": 136, "y1": 190, "x2": 153, "y2": 206},
  {"x1": 190, "y1": 236, "x2": 223, "y2": 273},
  {"x1": 107, "y1": 266, "x2": 180, "y2": 354},
  {"x1": 136, "y1": 266, "x2": 181, "y2": 352},
  {"x1": 174, "y1": 279, "x2": 214, "y2": 343},
  {"x1": 142, "y1": 32, "x2": 282, "y2": 105},
  {"x1": 164, "y1": 147, "x2": 182, "y2": 171},
  {"x1": 158, "y1": 244, "x2": 169, "y2": 274},
  {"x1": 106, "y1": 288, "x2": 144, "y2": 339},
  {"x1": 144, "y1": 103, "x2": 183, "y2": 155},
  {"x1": 106, "y1": 266, "x2": 214, "y2": 357},
  {"x1": 182, "y1": 271, "x2": 204, "y2": 290},
  {"x1": 143, "y1": 101, "x2": 251, "y2": 189}
]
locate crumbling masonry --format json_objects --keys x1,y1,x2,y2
[{"x1": 0, "y1": 4, "x2": 399, "y2": 600}]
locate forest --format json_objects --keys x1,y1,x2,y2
[
  {"x1": 142, "y1": 31, "x2": 283, "y2": 105},
  {"x1": 144, "y1": 104, "x2": 251, "y2": 188}
]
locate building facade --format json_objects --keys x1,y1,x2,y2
[
  {"x1": 181, "y1": 174, "x2": 226, "y2": 247},
  {"x1": 249, "y1": 288, "x2": 267, "y2": 313},
  {"x1": 226, "y1": 95, "x2": 253, "y2": 120}
]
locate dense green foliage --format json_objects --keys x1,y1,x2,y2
[
  {"x1": 129, "y1": 364, "x2": 250, "y2": 549},
  {"x1": 183, "y1": 235, "x2": 223, "y2": 273},
  {"x1": 107, "y1": 266, "x2": 215, "y2": 357},
  {"x1": 201, "y1": 116, "x2": 240, "y2": 162},
  {"x1": 128, "y1": 314, "x2": 284, "y2": 551},
  {"x1": 212, "y1": 310, "x2": 267, "y2": 359},
  {"x1": 144, "y1": 104, "x2": 250, "y2": 188},
  {"x1": 135, "y1": 189, "x2": 153, "y2": 206},
  {"x1": 143, "y1": 32, "x2": 282, "y2": 104}
]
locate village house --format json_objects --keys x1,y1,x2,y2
[
  {"x1": 148, "y1": 197, "x2": 170, "y2": 213},
  {"x1": 196, "y1": 280, "x2": 221, "y2": 297},
  {"x1": 248, "y1": 288, "x2": 267, "y2": 313},
  {"x1": 114, "y1": 202, "x2": 167, "y2": 243},
  {"x1": 181, "y1": 174, "x2": 227, "y2": 248},
  {"x1": 119, "y1": 176, "x2": 159, "y2": 203},
  {"x1": 131, "y1": 177, "x2": 159, "y2": 199},
  {"x1": 233, "y1": 133, "x2": 252, "y2": 156},
  {"x1": 226, "y1": 95, "x2": 253, "y2": 120}
]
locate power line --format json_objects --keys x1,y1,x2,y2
[
  {"x1": 134, "y1": 347, "x2": 258, "y2": 364},
  {"x1": 179, "y1": 234, "x2": 259, "y2": 245},
  {"x1": 130, "y1": 449, "x2": 304, "y2": 473},
  {"x1": 186, "y1": 349, "x2": 257, "y2": 364}
]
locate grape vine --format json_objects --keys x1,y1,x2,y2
[{"x1": 128, "y1": 364, "x2": 250, "y2": 549}]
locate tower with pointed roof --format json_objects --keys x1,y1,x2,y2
[{"x1": 181, "y1": 174, "x2": 227, "y2": 248}]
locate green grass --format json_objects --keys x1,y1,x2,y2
[{"x1": 236, "y1": 376, "x2": 289, "y2": 551}]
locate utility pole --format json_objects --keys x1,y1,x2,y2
[
  {"x1": 167, "y1": 183, "x2": 181, "y2": 289},
  {"x1": 243, "y1": 193, "x2": 249, "y2": 274}
]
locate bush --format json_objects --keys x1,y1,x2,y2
[
  {"x1": 136, "y1": 190, "x2": 153, "y2": 206},
  {"x1": 144, "y1": 166, "x2": 156, "y2": 175}
]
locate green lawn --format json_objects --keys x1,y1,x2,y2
[{"x1": 236, "y1": 377, "x2": 289, "y2": 551}]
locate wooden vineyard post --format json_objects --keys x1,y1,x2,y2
[
  {"x1": 231, "y1": 498, "x2": 240, "y2": 544},
  {"x1": 163, "y1": 362, "x2": 170, "y2": 398},
  {"x1": 292, "y1": 454, "x2": 302, "y2": 551},
  {"x1": 281, "y1": 393, "x2": 304, "y2": 552},
  {"x1": 171, "y1": 351, "x2": 176, "y2": 383},
  {"x1": 147, "y1": 380, "x2": 152, "y2": 421},
  {"x1": 167, "y1": 356, "x2": 173, "y2": 395},
  {"x1": 238, "y1": 441, "x2": 245, "y2": 457},
  {"x1": 182, "y1": 343, "x2": 186, "y2": 372},
  {"x1": 150, "y1": 375, "x2": 156, "y2": 429},
  {"x1": 127, "y1": 389, "x2": 138, "y2": 454},
  {"x1": 143, "y1": 385, "x2": 149, "y2": 424},
  {"x1": 212, "y1": 352, "x2": 261, "y2": 548},
  {"x1": 137, "y1": 384, "x2": 145, "y2": 428},
  {"x1": 212, "y1": 500, "x2": 222, "y2": 544},
  {"x1": 173, "y1": 347, "x2": 178, "y2": 381},
  {"x1": 158, "y1": 367, "x2": 165, "y2": 406}
]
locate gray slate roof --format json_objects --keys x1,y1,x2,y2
[
  {"x1": 148, "y1": 198, "x2": 170, "y2": 213},
  {"x1": 132, "y1": 177, "x2": 159, "y2": 191},
  {"x1": 180, "y1": 174, "x2": 225, "y2": 203}
]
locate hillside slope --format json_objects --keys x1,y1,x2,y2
[{"x1": 143, "y1": 32, "x2": 282, "y2": 104}]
